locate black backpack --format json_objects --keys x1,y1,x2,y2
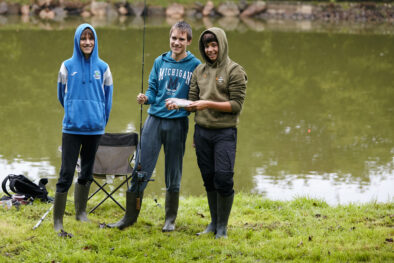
[{"x1": 1, "y1": 174, "x2": 51, "y2": 202}]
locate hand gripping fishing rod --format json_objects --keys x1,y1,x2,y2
[{"x1": 135, "y1": 0, "x2": 153, "y2": 210}]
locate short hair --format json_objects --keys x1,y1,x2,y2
[
  {"x1": 169, "y1": 21, "x2": 192, "y2": 41},
  {"x1": 81, "y1": 28, "x2": 94, "y2": 39},
  {"x1": 202, "y1": 32, "x2": 217, "y2": 47}
]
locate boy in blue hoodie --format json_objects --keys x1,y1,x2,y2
[
  {"x1": 108, "y1": 21, "x2": 200, "y2": 231},
  {"x1": 54, "y1": 24, "x2": 113, "y2": 233}
]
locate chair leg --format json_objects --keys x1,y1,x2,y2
[
  {"x1": 107, "y1": 191, "x2": 143, "y2": 230},
  {"x1": 53, "y1": 192, "x2": 67, "y2": 232},
  {"x1": 74, "y1": 182, "x2": 91, "y2": 222},
  {"x1": 89, "y1": 177, "x2": 131, "y2": 214},
  {"x1": 162, "y1": 191, "x2": 179, "y2": 232}
]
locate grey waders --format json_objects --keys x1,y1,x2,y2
[
  {"x1": 215, "y1": 193, "x2": 234, "y2": 239},
  {"x1": 162, "y1": 191, "x2": 179, "y2": 232},
  {"x1": 53, "y1": 192, "x2": 67, "y2": 231},
  {"x1": 74, "y1": 182, "x2": 91, "y2": 222},
  {"x1": 107, "y1": 191, "x2": 143, "y2": 230},
  {"x1": 197, "y1": 191, "x2": 217, "y2": 236}
]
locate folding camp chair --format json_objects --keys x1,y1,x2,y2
[{"x1": 88, "y1": 132, "x2": 138, "y2": 214}]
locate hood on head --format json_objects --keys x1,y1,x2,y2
[
  {"x1": 198, "y1": 27, "x2": 228, "y2": 66},
  {"x1": 72, "y1": 23, "x2": 98, "y2": 61}
]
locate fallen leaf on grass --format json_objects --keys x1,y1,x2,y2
[
  {"x1": 154, "y1": 198, "x2": 162, "y2": 208},
  {"x1": 197, "y1": 212, "x2": 205, "y2": 218}
]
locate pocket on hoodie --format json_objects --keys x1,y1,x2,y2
[{"x1": 65, "y1": 99, "x2": 105, "y2": 131}]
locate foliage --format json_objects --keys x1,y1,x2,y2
[
  {"x1": 0, "y1": 193, "x2": 393, "y2": 262},
  {"x1": 2, "y1": 0, "x2": 393, "y2": 7}
]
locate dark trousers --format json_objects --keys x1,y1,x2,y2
[
  {"x1": 56, "y1": 133, "x2": 101, "y2": 193},
  {"x1": 194, "y1": 124, "x2": 237, "y2": 197},
  {"x1": 130, "y1": 115, "x2": 189, "y2": 193}
]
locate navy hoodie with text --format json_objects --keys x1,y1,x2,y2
[{"x1": 57, "y1": 23, "x2": 113, "y2": 135}]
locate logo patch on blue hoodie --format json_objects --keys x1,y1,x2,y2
[{"x1": 94, "y1": 70, "x2": 101, "y2": 80}]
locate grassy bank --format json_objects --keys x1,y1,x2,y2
[{"x1": 0, "y1": 193, "x2": 393, "y2": 262}]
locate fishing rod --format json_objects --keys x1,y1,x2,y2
[
  {"x1": 33, "y1": 205, "x2": 53, "y2": 230},
  {"x1": 135, "y1": 0, "x2": 152, "y2": 210},
  {"x1": 138, "y1": 0, "x2": 147, "y2": 161}
]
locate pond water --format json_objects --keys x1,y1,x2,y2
[{"x1": 0, "y1": 17, "x2": 393, "y2": 205}]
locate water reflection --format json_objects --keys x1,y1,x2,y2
[
  {"x1": 254, "y1": 172, "x2": 394, "y2": 205},
  {"x1": 0, "y1": 157, "x2": 56, "y2": 182},
  {"x1": 0, "y1": 19, "x2": 393, "y2": 204},
  {"x1": 0, "y1": 15, "x2": 393, "y2": 35},
  {"x1": 253, "y1": 157, "x2": 394, "y2": 205}
]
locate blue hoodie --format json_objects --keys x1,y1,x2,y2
[
  {"x1": 57, "y1": 24, "x2": 113, "y2": 135},
  {"x1": 145, "y1": 51, "x2": 200, "y2": 118}
]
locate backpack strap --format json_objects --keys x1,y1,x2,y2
[
  {"x1": 8, "y1": 175, "x2": 21, "y2": 195},
  {"x1": 1, "y1": 175, "x2": 13, "y2": 197}
]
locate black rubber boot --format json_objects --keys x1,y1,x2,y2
[
  {"x1": 107, "y1": 191, "x2": 143, "y2": 230},
  {"x1": 197, "y1": 191, "x2": 217, "y2": 236},
  {"x1": 53, "y1": 192, "x2": 68, "y2": 232},
  {"x1": 162, "y1": 191, "x2": 179, "y2": 232},
  {"x1": 215, "y1": 193, "x2": 234, "y2": 239},
  {"x1": 74, "y1": 182, "x2": 91, "y2": 222}
]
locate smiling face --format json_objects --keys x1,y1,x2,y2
[
  {"x1": 204, "y1": 41, "x2": 219, "y2": 63},
  {"x1": 80, "y1": 28, "x2": 95, "y2": 59},
  {"x1": 170, "y1": 28, "x2": 191, "y2": 61}
]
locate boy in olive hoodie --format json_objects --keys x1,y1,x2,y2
[{"x1": 176, "y1": 27, "x2": 247, "y2": 238}]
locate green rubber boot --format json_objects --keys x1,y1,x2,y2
[
  {"x1": 74, "y1": 182, "x2": 91, "y2": 222},
  {"x1": 53, "y1": 192, "x2": 67, "y2": 232},
  {"x1": 107, "y1": 191, "x2": 143, "y2": 230},
  {"x1": 215, "y1": 193, "x2": 234, "y2": 239},
  {"x1": 197, "y1": 191, "x2": 217, "y2": 236},
  {"x1": 162, "y1": 191, "x2": 179, "y2": 232}
]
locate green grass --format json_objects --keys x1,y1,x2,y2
[{"x1": 0, "y1": 192, "x2": 393, "y2": 262}]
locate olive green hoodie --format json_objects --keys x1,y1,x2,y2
[{"x1": 189, "y1": 27, "x2": 247, "y2": 129}]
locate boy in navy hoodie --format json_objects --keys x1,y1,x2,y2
[
  {"x1": 54, "y1": 24, "x2": 113, "y2": 233},
  {"x1": 108, "y1": 21, "x2": 200, "y2": 231}
]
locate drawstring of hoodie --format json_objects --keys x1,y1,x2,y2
[
  {"x1": 80, "y1": 56, "x2": 93, "y2": 84},
  {"x1": 81, "y1": 57, "x2": 85, "y2": 84}
]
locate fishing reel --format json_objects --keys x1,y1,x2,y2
[
  {"x1": 136, "y1": 171, "x2": 154, "y2": 183},
  {"x1": 134, "y1": 171, "x2": 153, "y2": 211}
]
